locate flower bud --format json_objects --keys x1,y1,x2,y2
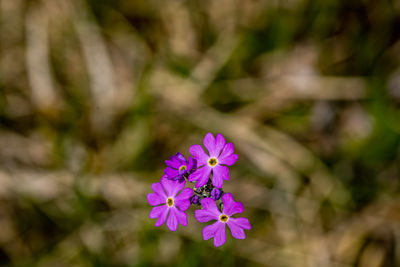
[
  {"x1": 211, "y1": 188, "x2": 222, "y2": 200},
  {"x1": 191, "y1": 195, "x2": 200, "y2": 205}
]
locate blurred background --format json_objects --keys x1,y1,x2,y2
[{"x1": 1, "y1": 0, "x2": 400, "y2": 266}]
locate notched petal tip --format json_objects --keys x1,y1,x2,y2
[
  {"x1": 166, "y1": 209, "x2": 179, "y2": 231},
  {"x1": 147, "y1": 193, "x2": 165, "y2": 206},
  {"x1": 151, "y1": 182, "x2": 166, "y2": 198},
  {"x1": 222, "y1": 193, "x2": 245, "y2": 216},
  {"x1": 204, "y1": 132, "x2": 215, "y2": 142},
  {"x1": 189, "y1": 145, "x2": 208, "y2": 165},
  {"x1": 228, "y1": 224, "x2": 246, "y2": 239},
  {"x1": 212, "y1": 165, "x2": 229, "y2": 188},
  {"x1": 203, "y1": 132, "x2": 216, "y2": 155},
  {"x1": 213, "y1": 223, "x2": 226, "y2": 247}
]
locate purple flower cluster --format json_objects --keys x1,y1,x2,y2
[{"x1": 147, "y1": 133, "x2": 251, "y2": 247}]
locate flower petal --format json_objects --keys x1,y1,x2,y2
[
  {"x1": 188, "y1": 166, "x2": 211, "y2": 187},
  {"x1": 171, "y1": 207, "x2": 187, "y2": 226},
  {"x1": 189, "y1": 144, "x2": 208, "y2": 165},
  {"x1": 219, "y1": 154, "x2": 238, "y2": 166},
  {"x1": 175, "y1": 199, "x2": 190, "y2": 211},
  {"x1": 165, "y1": 159, "x2": 180, "y2": 169},
  {"x1": 222, "y1": 193, "x2": 244, "y2": 216},
  {"x1": 187, "y1": 167, "x2": 201, "y2": 182},
  {"x1": 219, "y1": 142, "x2": 234, "y2": 158},
  {"x1": 227, "y1": 218, "x2": 248, "y2": 239},
  {"x1": 149, "y1": 205, "x2": 165, "y2": 219},
  {"x1": 212, "y1": 165, "x2": 229, "y2": 188},
  {"x1": 213, "y1": 222, "x2": 226, "y2": 247},
  {"x1": 151, "y1": 182, "x2": 166, "y2": 198},
  {"x1": 203, "y1": 132, "x2": 216, "y2": 156},
  {"x1": 200, "y1": 198, "x2": 221, "y2": 217},
  {"x1": 175, "y1": 188, "x2": 193, "y2": 211},
  {"x1": 161, "y1": 176, "x2": 185, "y2": 197},
  {"x1": 214, "y1": 133, "x2": 226, "y2": 157},
  {"x1": 202, "y1": 221, "x2": 221, "y2": 240},
  {"x1": 155, "y1": 207, "x2": 169, "y2": 227},
  {"x1": 166, "y1": 208, "x2": 178, "y2": 231},
  {"x1": 173, "y1": 152, "x2": 187, "y2": 163},
  {"x1": 187, "y1": 156, "x2": 196, "y2": 171},
  {"x1": 175, "y1": 187, "x2": 193, "y2": 202},
  {"x1": 147, "y1": 193, "x2": 165, "y2": 206},
  {"x1": 164, "y1": 167, "x2": 179, "y2": 179},
  {"x1": 230, "y1": 217, "x2": 251, "y2": 230},
  {"x1": 195, "y1": 209, "x2": 218, "y2": 222},
  {"x1": 211, "y1": 172, "x2": 223, "y2": 189}
]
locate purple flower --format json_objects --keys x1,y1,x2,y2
[
  {"x1": 211, "y1": 188, "x2": 222, "y2": 200},
  {"x1": 188, "y1": 133, "x2": 238, "y2": 188},
  {"x1": 195, "y1": 193, "x2": 251, "y2": 247},
  {"x1": 191, "y1": 195, "x2": 200, "y2": 205},
  {"x1": 164, "y1": 153, "x2": 196, "y2": 182},
  {"x1": 147, "y1": 175, "x2": 193, "y2": 231}
]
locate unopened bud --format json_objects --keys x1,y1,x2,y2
[
  {"x1": 191, "y1": 195, "x2": 200, "y2": 205},
  {"x1": 211, "y1": 188, "x2": 222, "y2": 200}
]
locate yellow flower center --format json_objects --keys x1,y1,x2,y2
[
  {"x1": 179, "y1": 165, "x2": 187, "y2": 171},
  {"x1": 208, "y1": 157, "x2": 218, "y2": 167},
  {"x1": 219, "y1": 214, "x2": 229, "y2": 223},
  {"x1": 166, "y1": 197, "x2": 174, "y2": 207}
]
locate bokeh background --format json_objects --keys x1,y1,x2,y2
[{"x1": 1, "y1": 0, "x2": 400, "y2": 266}]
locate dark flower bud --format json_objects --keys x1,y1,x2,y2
[
  {"x1": 211, "y1": 188, "x2": 222, "y2": 200},
  {"x1": 191, "y1": 195, "x2": 200, "y2": 205}
]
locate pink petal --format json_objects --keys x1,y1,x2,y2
[
  {"x1": 164, "y1": 167, "x2": 179, "y2": 178},
  {"x1": 213, "y1": 222, "x2": 226, "y2": 247},
  {"x1": 211, "y1": 172, "x2": 223, "y2": 188},
  {"x1": 214, "y1": 133, "x2": 226, "y2": 157},
  {"x1": 200, "y1": 198, "x2": 221, "y2": 217},
  {"x1": 218, "y1": 143, "x2": 233, "y2": 159},
  {"x1": 161, "y1": 176, "x2": 185, "y2": 197},
  {"x1": 173, "y1": 152, "x2": 187, "y2": 163},
  {"x1": 151, "y1": 182, "x2": 166, "y2": 198},
  {"x1": 175, "y1": 199, "x2": 190, "y2": 211},
  {"x1": 155, "y1": 207, "x2": 169, "y2": 227},
  {"x1": 174, "y1": 188, "x2": 193, "y2": 211},
  {"x1": 149, "y1": 205, "x2": 165, "y2": 219},
  {"x1": 189, "y1": 144, "x2": 208, "y2": 165},
  {"x1": 165, "y1": 159, "x2": 181, "y2": 168},
  {"x1": 147, "y1": 193, "x2": 165, "y2": 206},
  {"x1": 187, "y1": 156, "x2": 196, "y2": 170},
  {"x1": 222, "y1": 193, "x2": 244, "y2": 216},
  {"x1": 230, "y1": 217, "x2": 251, "y2": 230},
  {"x1": 202, "y1": 221, "x2": 221, "y2": 240},
  {"x1": 175, "y1": 187, "x2": 193, "y2": 201},
  {"x1": 187, "y1": 168, "x2": 200, "y2": 182},
  {"x1": 227, "y1": 218, "x2": 247, "y2": 239},
  {"x1": 212, "y1": 165, "x2": 229, "y2": 188},
  {"x1": 188, "y1": 166, "x2": 211, "y2": 187},
  {"x1": 166, "y1": 208, "x2": 178, "y2": 231},
  {"x1": 195, "y1": 209, "x2": 218, "y2": 222},
  {"x1": 171, "y1": 207, "x2": 187, "y2": 226},
  {"x1": 203, "y1": 132, "x2": 216, "y2": 156},
  {"x1": 219, "y1": 154, "x2": 238, "y2": 166}
]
